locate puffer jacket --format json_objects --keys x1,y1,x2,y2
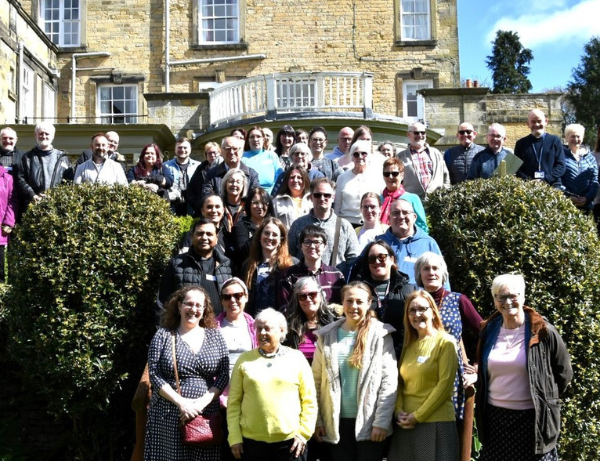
[
  {"x1": 476, "y1": 307, "x2": 573, "y2": 454},
  {"x1": 312, "y1": 318, "x2": 398, "y2": 443}
]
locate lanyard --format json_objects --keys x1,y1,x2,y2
[{"x1": 531, "y1": 134, "x2": 546, "y2": 170}]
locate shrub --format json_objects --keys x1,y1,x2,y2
[
  {"x1": 4, "y1": 183, "x2": 179, "y2": 459},
  {"x1": 427, "y1": 175, "x2": 600, "y2": 460}
]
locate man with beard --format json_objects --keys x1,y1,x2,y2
[
  {"x1": 74, "y1": 133, "x2": 128, "y2": 185},
  {"x1": 0, "y1": 127, "x2": 24, "y2": 176},
  {"x1": 76, "y1": 130, "x2": 127, "y2": 172}
]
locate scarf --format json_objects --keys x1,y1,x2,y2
[{"x1": 380, "y1": 187, "x2": 405, "y2": 225}]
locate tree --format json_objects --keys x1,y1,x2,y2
[
  {"x1": 564, "y1": 36, "x2": 600, "y2": 147},
  {"x1": 427, "y1": 176, "x2": 600, "y2": 461},
  {"x1": 486, "y1": 30, "x2": 534, "y2": 94}
]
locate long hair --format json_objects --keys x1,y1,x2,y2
[
  {"x1": 276, "y1": 166, "x2": 310, "y2": 197},
  {"x1": 340, "y1": 281, "x2": 374, "y2": 369},
  {"x1": 161, "y1": 286, "x2": 217, "y2": 330},
  {"x1": 245, "y1": 217, "x2": 293, "y2": 290},
  {"x1": 135, "y1": 143, "x2": 163, "y2": 178},
  {"x1": 244, "y1": 187, "x2": 274, "y2": 218},
  {"x1": 401, "y1": 291, "x2": 444, "y2": 357},
  {"x1": 350, "y1": 125, "x2": 373, "y2": 146},
  {"x1": 356, "y1": 240, "x2": 398, "y2": 282},
  {"x1": 286, "y1": 277, "x2": 336, "y2": 347},
  {"x1": 275, "y1": 125, "x2": 296, "y2": 156},
  {"x1": 244, "y1": 126, "x2": 265, "y2": 152}
]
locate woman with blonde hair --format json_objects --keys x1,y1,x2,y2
[
  {"x1": 311, "y1": 281, "x2": 397, "y2": 461},
  {"x1": 388, "y1": 290, "x2": 459, "y2": 461}
]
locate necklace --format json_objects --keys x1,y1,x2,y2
[{"x1": 503, "y1": 324, "x2": 523, "y2": 349}]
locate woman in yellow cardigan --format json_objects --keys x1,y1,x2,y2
[{"x1": 388, "y1": 290, "x2": 459, "y2": 461}]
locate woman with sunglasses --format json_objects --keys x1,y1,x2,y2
[
  {"x1": 334, "y1": 141, "x2": 384, "y2": 226},
  {"x1": 348, "y1": 240, "x2": 416, "y2": 357},
  {"x1": 380, "y1": 157, "x2": 428, "y2": 232}
]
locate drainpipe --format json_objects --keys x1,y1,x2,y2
[
  {"x1": 165, "y1": 0, "x2": 170, "y2": 91},
  {"x1": 17, "y1": 42, "x2": 24, "y2": 123},
  {"x1": 70, "y1": 52, "x2": 111, "y2": 123}
]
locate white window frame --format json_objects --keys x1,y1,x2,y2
[
  {"x1": 198, "y1": 0, "x2": 240, "y2": 44},
  {"x1": 97, "y1": 85, "x2": 138, "y2": 124},
  {"x1": 403, "y1": 80, "x2": 433, "y2": 122},
  {"x1": 276, "y1": 79, "x2": 317, "y2": 110},
  {"x1": 41, "y1": 0, "x2": 81, "y2": 47},
  {"x1": 400, "y1": 0, "x2": 431, "y2": 41},
  {"x1": 21, "y1": 64, "x2": 35, "y2": 123},
  {"x1": 43, "y1": 83, "x2": 56, "y2": 122}
]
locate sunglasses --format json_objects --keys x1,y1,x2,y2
[
  {"x1": 298, "y1": 292, "x2": 319, "y2": 301},
  {"x1": 352, "y1": 151, "x2": 369, "y2": 158},
  {"x1": 410, "y1": 131, "x2": 426, "y2": 136},
  {"x1": 458, "y1": 130, "x2": 473, "y2": 135},
  {"x1": 313, "y1": 192, "x2": 332, "y2": 199},
  {"x1": 221, "y1": 292, "x2": 245, "y2": 301},
  {"x1": 383, "y1": 171, "x2": 401, "y2": 178},
  {"x1": 367, "y1": 253, "x2": 390, "y2": 264}
]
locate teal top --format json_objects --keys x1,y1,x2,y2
[{"x1": 337, "y1": 328, "x2": 359, "y2": 418}]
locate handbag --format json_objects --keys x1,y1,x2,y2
[{"x1": 171, "y1": 332, "x2": 224, "y2": 447}]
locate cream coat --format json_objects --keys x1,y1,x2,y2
[
  {"x1": 311, "y1": 317, "x2": 398, "y2": 443},
  {"x1": 273, "y1": 193, "x2": 312, "y2": 228},
  {"x1": 397, "y1": 144, "x2": 450, "y2": 201}
]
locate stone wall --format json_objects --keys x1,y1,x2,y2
[{"x1": 421, "y1": 87, "x2": 564, "y2": 150}]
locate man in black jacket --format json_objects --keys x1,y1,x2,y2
[
  {"x1": 157, "y1": 218, "x2": 232, "y2": 324},
  {"x1": 16, "y1": 122, "x2": 73, "y2": 212},
  {"x1": 0, "y1": 127, "x2": 24, "y2": 176}
]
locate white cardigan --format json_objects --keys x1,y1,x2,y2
[
  {"x1": 311, "y1": 317, "x2": 398, "y2": 443},
  {"x1": 273, "y1": 193, "x2": 312, "y2": 229}
]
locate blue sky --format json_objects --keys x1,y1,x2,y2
[{"x1": 457, "y1": 0, "x2": 599, "y2": 92}]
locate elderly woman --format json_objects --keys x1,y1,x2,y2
[
  {"x1": 284, "y1": 276, "x2": 337, "y2": 363},
  {"x1": 198, "y1": 142, "x2": 223, "y2": 177},
  {"x1": 228, "y1": 308, "x2": 317, "y2": 461},
  {"x1": 388, "y1": 291, "x2": 459, "y2": 461},
  {"x1": 348, "y1": 240, "x2": 416, "y2": 356},
  {"x1": 271, "y1": 143, "x2": 325, "y2": 195},
  {"x1": 561, "y1": 123, "x2": 599, "y2": 212},
  {"x1": 414, "y1": 252, "x2": 482, "y2": 423},
  {"x1": 127, "y1": 143, "x2": 173, "y2": 195},
  {"x1": 476, "y1": 274, "x2": 573, "y2": 461},
  {"x1": 0, "y1": 162, "x2": 16, "y2": 284},
  {"x1": 355, "y1": 192, "x2": 389, "y2": 251},
  {"x1": 378, "y1": 141, "x2": 396, "y2": 159},
  {"x1": 312, "y1": 281, "x2": 398, "y2": 461},
  {"x1": 273, "y1": 166, "x2": 312, "y2": 228},
  {"x1": 334, "y1": 141, "x2": 384, "y2": 226},
  {"x1": 337, "y1": 126, "x2": 374, "y2": 170},
  {"x1": 242, "y1": 127, "x2": 283, "y2": 194},
  {"x1": 243, "y1": 217, "x2": 297, "y2": 316},
  {"x1": 381, "y1": 157, "x2": 428, "y2": 232},
  {"x1": 275, "y1": 125, "x2": 297, "y2": 169},
  {"x1": 145, "y1": 286, "x2": 229, "y2": 461},
  {"x1": 220, "y1": 168, "x2": 248, "y2": 231}
]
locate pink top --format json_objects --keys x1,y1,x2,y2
[
  {"x1": 298, "y1": 329, "x2": 318, "y2": 363},
  {"x1": 487, "y1": 325, "x2": 534, "y2": 410}
]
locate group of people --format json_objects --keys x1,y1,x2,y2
[{"x1": 0, "y1": 116, "x2": 579, "y2": 461}]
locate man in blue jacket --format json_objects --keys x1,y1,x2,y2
[{"x1": 376, "y1": 198, "x2": 448, "y2": 287}]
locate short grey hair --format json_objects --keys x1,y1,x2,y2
[
  {"x1": 220, "y1": 167, "x2": 248, "y2": 198},
  {"x1": 349, "y1": 140, "x2": 372, "y2": 157},
  {"x1": 564, "y1": 123, "x2": 585, "y2": 141},
  {"x1": 35, "y1": 122, "x2": 55, "y2": 136},
  {"x1": 488, "y1": 123, "x2": 506, "y2": 138},
  {"x1": 491, "y1": 274, "x2": 526, "y2": 298},
  {"x1": 414, "y1": 252, "x2": 448, "y2": 287},
  {"x1": 0, "y1": 127, "x2": 17, "y2": 138},
  {"x1": 255, "y1": 307, "x2": 288, "y2": 337}
]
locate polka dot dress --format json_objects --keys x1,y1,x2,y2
[
  {"x1": 145, "y1": 327, "x2": 229, "y2": 461},
  {"x1": 439, "y1": 292, "x2": 465, "y2": 420}
]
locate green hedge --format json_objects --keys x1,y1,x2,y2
[
  {"x1": 427, "y1": 175, "x2": 600, "y2": 460},
  {"x1": 4, "y1": 183, "x2": 179, "y2": 459}
]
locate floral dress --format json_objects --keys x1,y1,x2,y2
[{"x1": 145, "y1": 327, "x2": 229, "y2": 461}]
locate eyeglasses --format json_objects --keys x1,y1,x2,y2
[
  {"x1": 313, "y1": 192, "x2": 332, "y2": 199},
  {"x1": 302, "y1": 239, "x2": 324, "y2": 247},
  {"x1": 458, "y1": 130, "x2": 474, "y2": 135},
  {"x1": 298, "y1": 292, "x2": 319, "y2": 301},
  {"x1": 311, "y1": 138, "x2": 326, "y2": 144},
  {"x1": 391, "y1": 210, "x2": 414, "y2": 218},
  {"x1": 408, "y1": 306, "x2": 430, "y2": 316},
  {"x1": 383, "y1": 171, "x2": 401, "y2": 178},
  {"x1": 223, "y1": 146, "x2": 240, "y2": 152},
  {"x1": 488, "y1": 134, "x2": 504, "y2": 140},
  {"x1": 182, "y1": 301, "x2": 204, "y2": 309},
  {"x1": 221, "y1": 292, "x2": 245, "y2": 301},
  {"x1": 367, "y1": 253, "x2": 390, "y2": 264},
  {"x1": 410, "y1": 131, "x2": 426, "y2": 136},
  {"x1": 292, "y1": 151, "x2": 308, "y2": 157},
  {"x1": 352, "y1": 151, "x2": 369, "y2": 158},
  {"x1": 494, "y1": 293, "x2": 520, "y2": 303}
]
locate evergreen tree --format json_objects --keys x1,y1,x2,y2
[
  {"x1": 486, "y1": 30, "x2": 533, "y2": 94},
  {"x1": 564, "y1": 36, "x2": 600, "y2": 146}
]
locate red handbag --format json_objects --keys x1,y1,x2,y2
[{"x1": 171, "y1": 332, "x2": 224, "y2": 447}]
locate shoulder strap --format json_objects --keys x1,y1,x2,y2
[
  {"x1": 330, "y1": 215, "x2": 342, "y2": 266},
  {"x1": 171, "y1": 331, "x2": 181, "y2": 395}
]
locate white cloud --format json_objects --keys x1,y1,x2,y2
[{"x1": 487, "y1": 0, "x2": 599, "y2": 48}]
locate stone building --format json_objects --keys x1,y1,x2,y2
[{"x1": 3, "y1": 0, "x2": 459, "y2": 154}]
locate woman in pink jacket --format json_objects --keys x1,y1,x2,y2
[{"x1": 0, "y1": 164, "x2": 17, "y2": 283}]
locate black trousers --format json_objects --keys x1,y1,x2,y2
[
  {"x1": 242, "y1": 437, "x2": 308, "y2": 461},
  {"x1": 328, "y1": 418, "x2": 386, "y2": 461}
]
